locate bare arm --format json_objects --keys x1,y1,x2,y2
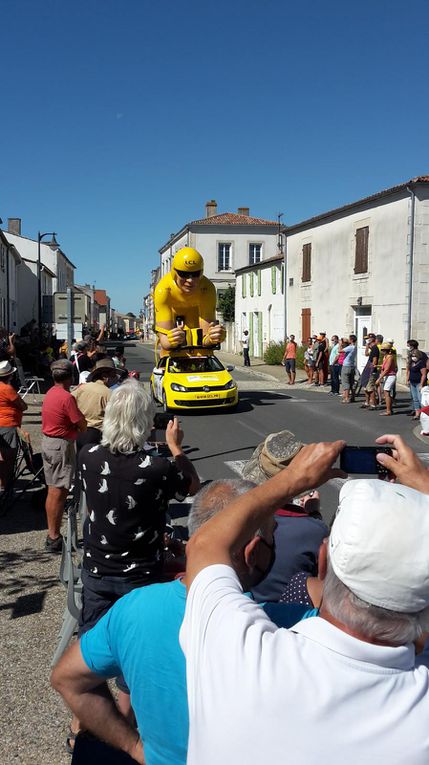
[
  {"x1": 51, "y1": 642, "x2": 144, "y2": 764},
  {"x1": 166, "y1": 417, "x2": 200, "y2": 495},
  {"x1": 185, "y1": 440, "x2": 345, "y2": 589},
  {"x1": 7, "y1": 333, "x2": 16, "y2": 357}
]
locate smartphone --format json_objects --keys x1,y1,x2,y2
[
  {"x1": 340, "y1": 446, "x2": 392, "y2": 476},
  {"x1": 149, "y1": 413, "x2": 174, "y2": 443},
  {"x1": 175, "y1": 316, "x2": 185, "y2": 328}
]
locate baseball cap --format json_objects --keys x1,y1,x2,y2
[
  {"x1": 329, "y1": 480, "x2": 429, "y2": 620},
  {"x1": 364, "y1": 333, "x2": 376, "y2": 339}
]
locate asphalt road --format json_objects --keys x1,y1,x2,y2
[{"x1": 124, "y1": 342, "x2": 429, "y2": 526}]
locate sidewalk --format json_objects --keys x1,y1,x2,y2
[{"x1": 0, "y1": 394, "x2": 71, "y2": 765}]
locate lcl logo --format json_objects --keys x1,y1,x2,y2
[{"x1": 187, "y1": 260, "x2": 197, "y2": 266}]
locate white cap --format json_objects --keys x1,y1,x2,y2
[{"x1": 329, "y1": 480, "x2": 429, "y2": 618}]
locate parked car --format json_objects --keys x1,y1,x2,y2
[{"x1": 150, "y1": 353, "x2": 238, "y2": 411}]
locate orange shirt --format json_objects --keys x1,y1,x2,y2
[
  {"x1": 0, "y1": 382, "x2": 23, "y2": 427},
  {"x1": 285, "y1": 342, "x2": 297, "y2": 360}
]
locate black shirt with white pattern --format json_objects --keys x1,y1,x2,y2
[{"x1": 79, "y1": 443, "x2": 190, "y2": 577}]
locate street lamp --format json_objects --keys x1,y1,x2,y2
[{"x1": 37, "y1": 231, "x2": 60, "y2": 336}]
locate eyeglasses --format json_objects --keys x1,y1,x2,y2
[{"x1": 175, "y1": 269, "x2": 202, "y2": 279}]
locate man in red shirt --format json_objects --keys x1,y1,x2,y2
[
  {"x1": 41, "y1": 359, "x2": 86, "y2": 552},
  {"x1": 282, "y1": 335, "x2": 297, "y2": 385}
]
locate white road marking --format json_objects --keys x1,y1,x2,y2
[{"x1": 236, "y1": 420, "x2": 267, "y2": 438}]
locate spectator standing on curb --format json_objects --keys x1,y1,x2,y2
[
  {"x1": 304, "y1": 337, "x2": 314, "y2": 383},
  {"x1": 0, "y1": 360, "x2": 27, "y2": 491},
  {"x1": 377, "y1": 341, "x2": 397, "y2": 416},
  {"x1": 71, "y1": 358, "x2": 117, "y2": 451},
  {"x1": 241, "y1": 330, "x2": 250, "y2": 367},
  {"x1": 315, "y1": 333, "x2": 327, "y2": 386},
  {"x1": 41, "y1": 360, "x2": 86, "y2": 553},
  {"x1": 282, "y1": 335, "x2": 297, "y2": 385},
  {"x1": 361, "y1": 333, "x2": 380, "y2": 410},
  {"x1": 328, "y1": 335, "x2": 340, "y2": 395},
  {"x1": 407, "y1": 340, "x2": 427, "y2": 419},
  {"x1": 340, "y1": 334, "x2": 357, "y2": 403}
]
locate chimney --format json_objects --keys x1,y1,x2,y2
[
  {"x1": 237, "y1": 207, "x2": 250, "y2": 216},
  {"x1": 8, "y1": 218, "x2": 21, "y2": 236},
  {"x1": 205, "y1": 200, "x2": 218, "y2": 218}
]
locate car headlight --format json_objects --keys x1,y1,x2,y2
[
  {"x1": 171, "y1": 383, "x2": 188, "y2": 392},
  {"x1": 224, "y1": 380, "x2": 236, "y2": 390}
]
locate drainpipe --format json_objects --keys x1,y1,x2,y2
[
  {"x1": 406, "y1": 185, "x2": 416, "y2": 340},
  {"x1": 5, "y1": 243, "x2": 10, "y2": 330},
  {"x1": 283, "y1": 232, "x2": 288, "y2": 339}
]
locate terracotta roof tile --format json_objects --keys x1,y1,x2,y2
[{"x1": 190, "y1": 212, "x2": 278, "y2": 226}]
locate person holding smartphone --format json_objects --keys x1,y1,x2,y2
[{"x1": 376, "y1": 341, "x2": 397, "y2": 416}]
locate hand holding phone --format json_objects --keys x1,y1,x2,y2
[{"x1": 149, "y1": 413, "x2": 174, "y2": 443}]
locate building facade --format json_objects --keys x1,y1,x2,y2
[
  {"x1": 235, "y1": 255, "x2": 285, "y2": 357},
  {"x1": 285, "y1": 176, "x2": 429, "y2": 377},
  {"x1": 159, "y1": 201, "x2": 281, "y2": 304}
]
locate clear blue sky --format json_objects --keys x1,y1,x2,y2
[{"x1": 1, "y1": 0, "x2": 428, "y2": 314}]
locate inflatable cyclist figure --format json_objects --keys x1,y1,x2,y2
[{"x1": 154, "y1": 247, "x2": 226, "y2": 355}]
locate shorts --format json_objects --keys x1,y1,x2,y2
[
  {"x1": 365, "y1": 371, "x2": 378, "y2": 394},
  {"x1": 383, "y1": 375, "x2": 396, "y2": 393},
  {"x1": 315, "y1": 359, "x2": 324, "y2": 371},
  {"x1": 285, "y1": 359, "x2": 296, "y2": 373},
  {"x1": 341, "y1": 366, "x2": 355, "y2": 390},
  {"x1": 41, "y1": 436, "x2": 76, "y2": 489}
]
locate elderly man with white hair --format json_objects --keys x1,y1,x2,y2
[{"x1": 181, "y1": 434, "x2": 429, "y2": 765}]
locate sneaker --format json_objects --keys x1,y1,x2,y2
[{"x1": 45, "y1": 534, "x2": 63, "y2": 554}]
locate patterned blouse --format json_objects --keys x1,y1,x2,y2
[
  {"x1": 79, "y1": 443, "x2": 190, "y2": 577},
  {"x1": 279, "y1": 571, "x2": 312, "y2": 607}
]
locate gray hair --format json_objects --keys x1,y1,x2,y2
[
  {"x1": 188, "y1": 478, "x2": 256, "y2": 537},
  {"x1": 101, "y1": 380, "x2": 155, "y2": 454},
  {"x1": 322, "y1": 555, "x2": 422, "y2": 646}
]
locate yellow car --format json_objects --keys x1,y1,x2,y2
[{"x1": 150, "y1": 354, "x2": 238, "y2": 411}]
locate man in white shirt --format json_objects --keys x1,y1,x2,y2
[{"x1": 181, "y1": 435, "x2": 429, "y2": 765}]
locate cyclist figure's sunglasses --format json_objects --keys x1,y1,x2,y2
[{"x1": 175, "y1": 269, "x2": 202, "y2": 279}]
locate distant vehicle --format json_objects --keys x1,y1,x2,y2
[
  {"x1": 150, "y1": 353, "x2": 238, "y2": 411},
  {"x1": 125, "y1": 333, "x2": 137, "y2": 340}
]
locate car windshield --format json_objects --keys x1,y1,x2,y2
[{"x1": 168, "y1": 357, "x2": 225, "y2": 374}]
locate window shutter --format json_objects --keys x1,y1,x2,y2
[
  {"x1": 354, "y1": 227, "x2": 369, "y2": 274},
  {"x1": 271, "y1": 266, "x2": 276, "y2": 294},
  {"x1": 242, "y1": 275, "x2": 246, "y2": 299},
  {"x1": 302, "y1": 244, "x2": 311, "y2": 282},
  {"x1": 281, "y1": 263, "x2": 285, "y2": 294},
  {"x1": 257, "y1": 270, "x2": 261, "y2": 296},
  {"x1": 250, "y1": 273, "x2": 254, "y2": 297}
]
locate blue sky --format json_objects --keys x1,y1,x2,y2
[{"x1": 1, "y1": 0, "x2": 428, "y2": 314}]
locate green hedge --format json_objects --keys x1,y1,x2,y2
[{"x1": 263, "y1": 341, "x2": 305, "y2": 369}]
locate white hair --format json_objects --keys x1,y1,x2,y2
[
  {"x1": 188, "y1": 478, "x2": 256, "y2": 537},
  {"x1": 101, "y1": 380, "x2": 155, "y2": 454},
  {"x1": 322, "y1": 555, "x2": 422, "y2": 646}
]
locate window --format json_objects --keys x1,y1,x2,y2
[
  {"x1": 302, "y1": 243, "x2": 311, "y2": 282},
  {"x1": 354, "y1": 226, "x2": 369, "y2": 274},
  {"x1": 249, "y1": 243, "x2": 262, "y2": 265},
  {"x1": 218, "y1": 243, "x2": 231, "y2": 271}
]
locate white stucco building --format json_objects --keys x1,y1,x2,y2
[
  {"x1": 3, "y1": 218, "x2": 75, "y2": 324},
  {"x1": 285, "y1": 176, "x2": 429, "y2": 377},
  {"x1": 0, "y1": 230, "x2": 21, "y2": 330},
  {"x1": 235, "y1": 254, "x2": 285, "y2": 357},
  {"x1": 158, "y1": 201, "x2": 281, "y2": 303}
]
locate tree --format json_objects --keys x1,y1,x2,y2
[{"x1": 217, "y1": 286, "x2": 235, "y2": 322}]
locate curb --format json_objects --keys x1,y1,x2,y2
[{"x1": 413, "y1": 424, "x2": 429, "y2": 444}]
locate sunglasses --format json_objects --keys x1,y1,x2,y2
[{"x1": 175, "y1": 269, "x2": 202, "y2": 279}]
